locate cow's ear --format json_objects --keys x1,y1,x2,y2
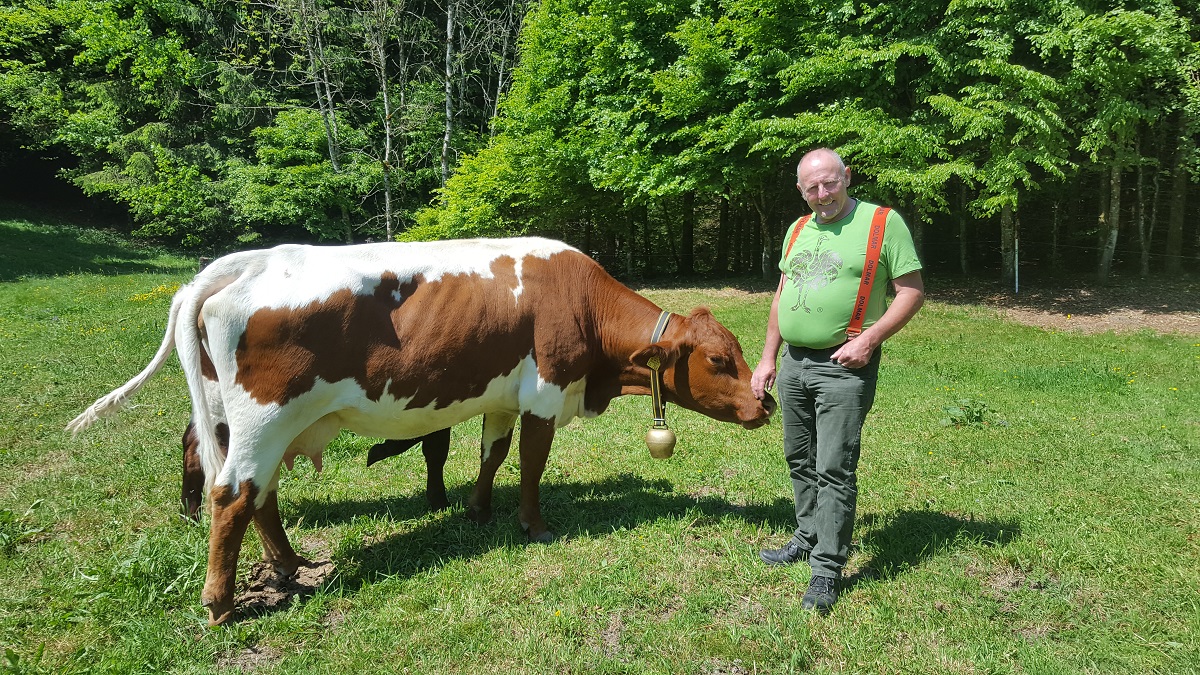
[{"x1": 630, "y1": 342, "x2": 681, "y2": 370}]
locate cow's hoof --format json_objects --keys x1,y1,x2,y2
[
  {"x1": 466, "y1": 506, "x2": 492, "y2": 524},
  {"x1": 269, "y1": 554, "x2": 309, "y2": 577},
  {"x1": 427, "y1": 495, "x2": 450, "y2": 512},
  {"x1": 203, "y1": 598, "x2": 236, "y2": 627},
  {"x1": 526, "y1": 529, "x2": 557, "y2": 544}
]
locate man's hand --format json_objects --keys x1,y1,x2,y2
[
  {"x1": 751, "y1": 360, "x2": 776, "y2": 400},
  {"x1": 830, "y1": 336, "x2": 876, "y2": 369}
]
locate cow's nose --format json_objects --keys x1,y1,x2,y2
[{"x1": 761, "y1": 392, "x2": 777, "y2": 418}]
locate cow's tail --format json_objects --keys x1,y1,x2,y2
[
  {"x1": 66, "y1": 286, "x2": 189, "y2": 436},
  {"x1": 172, "y1": 264, "x2": 245, "y2": 500}
]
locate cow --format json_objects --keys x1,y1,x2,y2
[
  {"x1": 68, "y1": 237, "x2": 775, "y2": 626},
  {"x1": 181, "y1": 423, "x2": 453, "y2": 520}
]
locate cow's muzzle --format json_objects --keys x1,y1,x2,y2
[{"x1": 741, "y1": 392, "x2": 776, "y2": 429}]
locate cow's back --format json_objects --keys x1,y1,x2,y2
[{"x1": 199, "y1": 238, "x2": 601, "y2": 436}]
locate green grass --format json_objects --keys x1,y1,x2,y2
[{"x1": 1, "y1": 207, "x2": 1198, "y2": 674}]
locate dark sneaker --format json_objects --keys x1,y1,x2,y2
[
  {"x1": 801, "y1": 575, "x2": 838, "y2": 613},
  {"x1": 759, "y1": 540, "x2": 811, "y2": 566}
]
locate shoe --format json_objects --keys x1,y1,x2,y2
[
  {"x1": 759, "y1": 540, "x2": 811, "y2": 566},
  {"x1": 801, "y1": 575, "x2": 838, "y2": 613}
]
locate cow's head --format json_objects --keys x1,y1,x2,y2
[{"x1": 631, "y1": 308, "x2": 775, "y2": 429}]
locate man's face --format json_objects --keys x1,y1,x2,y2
[{"x1": 797, "y1": 155, "x2": 852, "y2": 223}]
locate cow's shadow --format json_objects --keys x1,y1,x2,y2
[
  {"x1": 275, "y1": 475, "x2": 1017, "y2": 603},
  {"x1": 283, "y1": 473, "x2": 795, "y2": 591}
]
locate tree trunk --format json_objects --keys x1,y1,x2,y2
[
  {"x1": 680, "y1": 192, "x2": 695, "y2": 276},
  {"x1": 1136, "y1": 138, "x2": 1149, "y2": 278},
  {"x1": 1000, "y1": 202, "x2": 1016, "y2": 283},
  {"x1": 731, "y1": 203, "x2": 743, "y2": 274},
  {"x1": 1051, "y1": 201, "x2": 1061, "y2": 272},
  {"x1": 714, "y1": 195, "x2": 731, "y2": 275},
  {"x1": 626, "y1": 217, "x2": 636, "y2": 278},
  {"x1": 1165, "y1": 119, "x2": 1190, "y2": 275},
  {"x1": 1097, "y1": 163, "x2": 1121, "y2": 282},
  {"x1": 958, "y1": 182, "x2": 969, "y2": 275},
  {"x1": 441, "y1": 0, "x2": 456, "y2": 187}
]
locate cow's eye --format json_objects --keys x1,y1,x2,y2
[{"x1": 707, "y1": 355, "x2": 728, "y2": 369}]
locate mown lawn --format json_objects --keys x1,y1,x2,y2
[{"x1": 0, "y1": 209, "x2": 1197, "y2": 674}]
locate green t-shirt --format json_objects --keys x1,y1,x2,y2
[{"x1": 776, "y1": 201, "x2": 923, "y2": 348}]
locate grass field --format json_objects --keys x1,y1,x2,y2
[{"x1": 1, "y1": 208, "x2": 1197, "y2": 674}]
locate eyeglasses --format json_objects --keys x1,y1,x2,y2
[{"x1": 799, "y1": 178, "x2": 844, "y2": 199}]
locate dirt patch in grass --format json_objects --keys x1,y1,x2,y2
[
  {"x1": 236, "y1": 558, "x2": 334, "y2": 618},
  {"x1": 933, "y1": 276, "x2": 1200, "y2": 336},
  {"x1": 216, "y1": 644, "x2": 282, "y2": 672}
]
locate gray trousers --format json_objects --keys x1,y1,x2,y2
[{"x1": 777, "y1": 343, "x2": 880, "y2": 579}]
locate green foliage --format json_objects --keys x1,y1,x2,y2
[
  {"x1": 0, "y1": 501, "x2": 43, "y2": 558},
  {"x1": 939, "y1": 397, "x2": 994, "y2": 428}
]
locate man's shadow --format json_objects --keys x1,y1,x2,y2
[{"x1": 845, "y1": 510, "x2": 1020, "y2": 588}]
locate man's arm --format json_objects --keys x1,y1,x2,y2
[
  {"x1": 751, "y1": 273, "x2": 788, "y2": 399},
  {"x1": 830, "y1": 270, "x2": 925, "y2": 369}
]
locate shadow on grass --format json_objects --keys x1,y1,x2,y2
[
  {"x1": 282, "y1": 473, "x2": 796, "y2": 593},
  {"x1": 847, "y1": 510, "x2": 1020, "y2": 589},
  {"x1": 239, "y1": 478, "x2": 1018, "y2": 622},
  {"x1": 0, "y1": 215, "x2": 191, "y2": 281}
]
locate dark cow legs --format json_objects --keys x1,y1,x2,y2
[
  {"x1": 365, "y1": 429, "x2": 452, "y2": 511},
  {"x1": 181, "y1": 424, "x2": 204, "y2": 520},
  {"x1": 420, "y1": 429, "x2": 451, "y2": 511},
  {"x1": 516, "y1": 413, "x2": 556, "y2": 543}
]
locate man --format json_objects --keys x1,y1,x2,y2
[{"x1": 751, "y1": 148, "x2": 924, "y2": 612}]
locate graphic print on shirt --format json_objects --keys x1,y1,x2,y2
[{"x1": 787, "y1": 234, "x2": 843, "y2": 313}]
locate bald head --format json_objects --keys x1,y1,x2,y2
[
  {"x1": 796, "y1": 148, "x2": 854, "y2": 223},
  {"x1": 796, "y1": 148, "x2": 846, "y2": 181}
]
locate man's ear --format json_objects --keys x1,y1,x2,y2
[{"x1": 630, "y1": 342, "x2": 680, "y2": 370}]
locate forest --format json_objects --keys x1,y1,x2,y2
[{"x1": 1, "y1": 0, "x2": 1198, "y2": 281}]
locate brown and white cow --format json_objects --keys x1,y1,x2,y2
[{"x1": 68, "y1": 237, "x2": 775, "y2": 625}]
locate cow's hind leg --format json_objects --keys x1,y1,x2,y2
[
  {"x1": 467, "y1": 413, "x2": 516, "y2": 524},
  {"x1": 516, "y1": 413, "x2": 556, "y2": 543},
  {"x1": 252, "y1": 487, "x2": 305, "y2": 575},
  {"x1": 202, "y1": 479, "x2": 260, "y2": 626},
  {"x1": 421, "y1": 428, "x2": 452, "y2": 511}
]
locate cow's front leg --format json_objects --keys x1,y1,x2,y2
[
  {"x1": 467, "y1": 413, "x2": 516, "y2": 524},
  {"x1": 202, "y1": 480, "x2": 258, "y2": 626},
  {"x1": 252, "y1": 487, "x2": 305, "y2": 575},
  {"x1": 517, "y1": 413, "x2": 556, "y2": 543},
  {"x1": 421, "y1": 428, "x2": 452, "y2": 511}
]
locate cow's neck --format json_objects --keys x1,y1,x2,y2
[{"x1": 589, "y1": 279, "x2": 679, "y2": 397}]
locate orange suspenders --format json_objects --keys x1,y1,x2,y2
[{"x1": 782, "y1": 206, "x2": 891, "y2": 339}]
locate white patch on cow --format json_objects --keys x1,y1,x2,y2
[
  {"x1": 514, "y1": 353, "x2": 591, "y2": 428},
  {"x1": 205, "y1": 238, "x2": 576, "y2": 311},
  {"x1": 511, "y1": 256, "x2": 524, "y2": 303},
  {"x1": 481, "y1": 412, "x2": 518, "y2": 463}
]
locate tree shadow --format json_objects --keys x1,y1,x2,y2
[
  {"x1": 0, "y1": 215, "x2": 192, "y2": 281},
  {"x1": 926, "y1": 273, "x2": 1199, "y2": 317},
  {"x1": 846, "y1": 510, "x2": 1020, "y2": 588}
]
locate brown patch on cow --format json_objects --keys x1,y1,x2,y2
[
  {"x1": 234, "y1": 259, "x2": 579, "y2": 408},
  {"x1": 197, "y1": 314, "x2": 218, "y2": 381}
]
